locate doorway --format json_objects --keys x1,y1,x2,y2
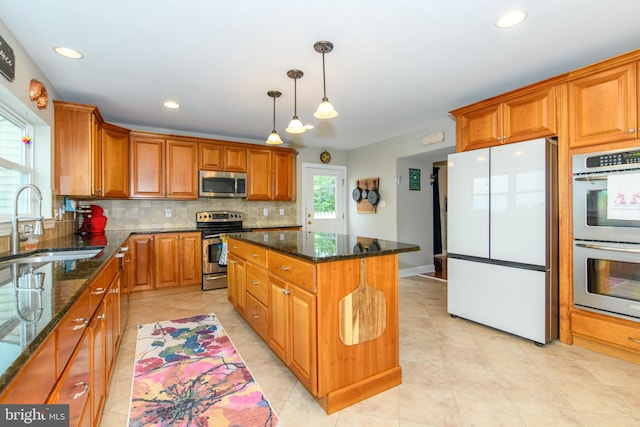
[
  {"x1": 430, "y1": 161, "x2": 448, "y2": 280},
  {"x1": 302, "y1": 163, "x2": 347, "y2": 234}
]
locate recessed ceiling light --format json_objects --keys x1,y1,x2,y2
[
  {"x1": 53, "y1": 46, "x2": 83, "y2": 59},
  {"x1": 163, "y1": 100, "x2": 181, "y2": 109},
  {"x1": 495, "y1": 10, "x2": 528, "y2": 28}
]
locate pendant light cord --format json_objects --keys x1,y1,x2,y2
[
  {"x1": 321, "y1": 52, "x2": 328, "y2": 100},
  {"x1": 272, "y1": 95, "x2": 277, "y2": 131}
]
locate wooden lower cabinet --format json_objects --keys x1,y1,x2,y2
[
  {"x1": 228, "y1": 238, "x2": 400, "y2": 414},
  {"x1": 49, "y1": 326, "x2": 92, "y2": 427},
  {"x1": 571, "y1": 310, "x2": 640, "y2": 364},
  {"x1": 130, "y1": 232, "x2": 202, "y2": 293},
  {"x1": 269, "y1": 275, "x2": 316, "y2": 392},
  {"x1": 91, "y1": 303, "x2": 107, "y2": 426},
  {"x1": 227, "y1": 253, "x2": 246, "y2": 315}
]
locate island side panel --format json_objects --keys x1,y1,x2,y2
[{"x1": 315, "y1": 254, "x2": 400, "y2": 399}]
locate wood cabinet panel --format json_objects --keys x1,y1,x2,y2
[
  {"x1": 268, "y1": 251, "x2": 315, "y2": 292},
  {"x1": 0, "y1": 334, "x2": 56, "y2": 404},
  {"x1": 273, "y1": 150, "x2": 296, "y2": 201},
  {"x1": 105, "y1": 275, "x2": 121, "y2": 379},
  {"x1": 246, "y1": 148, "x2": 273, "y2": 200},
  {"x1": 154, "y1": 233, "x2": 180, "y2": 288},
  {"x1": 129, "y1": 234, "x2": 155, "y2": 292},
  {"x1": 457, "y1": 103, "x2": 502, "y2": 150},
  {"x1": 288, "y1": 284, "x2": 316, "y2": 391},
  {"x1": 100, "y1": 124, "x2": 130, "y2": 198},
  {"x1": 199, "y1": 142, "x2": 247, "y2": 172},
  {"x1": 246, "y1": 293, "x2": 269, "y2": 340},
  {"x1": 245, "y1": 243, "x2": 268, "y2": 268},
  {"x1": 57, "y1": 288, "x2": 91, "y2": 377},
  {"x1": 568, "y1": 62, "x2": 637, "y2": 147},
  {"x1": 91, "y1": 303, "x2": 106, "y2": 425},
  {"x1": 166, "y1": 139, "x2": 198, "y2": 199},
  {"x1": 246, "y1": 262, "x2": 269, "y2": 306},
  {"x1": 228, "y1": 253, "x2": 246, "y2": 316},
  {"x1": 130, "y1": 135, "x2": 165, "y2": 197},
  {"x1": 571, "y1": 311, "x2": 640, "y2": 356},
  {"x1": 178, "y1": 232, "x2": 202, "y2": 286}
]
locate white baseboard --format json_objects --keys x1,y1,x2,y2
[{"x1": 399, "y1": 264, "x2": 434, "y2": 278}]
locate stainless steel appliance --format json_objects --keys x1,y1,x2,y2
[
  {"x1": 572, "y1": 147, "x2": 640, "y2": 320},
  {"x1": 196, "y1": 210, "x2": 248, "y2": 290},
  {"x1": 199, "y1": 170, "x2": 247, "y2": 198},
  {"x1": 447, "y1": 138, "x2": 558, "y2": 345}
]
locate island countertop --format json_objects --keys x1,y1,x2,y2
[{"x1": 230, "y1": 230, "x2": 420, "y2": 262}]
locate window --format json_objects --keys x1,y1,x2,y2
[{"x1": 0, "y1": 103, "x2": 35, "y2": 218}]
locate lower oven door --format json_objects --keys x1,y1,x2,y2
[
  {"x1": 202, "y1": 236, "x2": 228, "y2": 290},
  {"x1": 573, "y1": 240, "x2": 640, "y2": 320}
]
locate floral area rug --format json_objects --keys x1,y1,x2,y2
[{"x1": 129, "y1": 313, "x2": 280, "y2": 427}]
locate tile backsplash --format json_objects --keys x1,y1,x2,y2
[{"x1": 76, "y1": 199, "x2": 298, "y2": 230}]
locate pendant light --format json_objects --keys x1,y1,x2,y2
[
  {"x1": 285, "y1": 69, "x2": 306, "y2": 134},
  {"x1": 266, "y1": 90, "x2": 284, "y2": 145},
  {"x1": 313, "y1": 40, "x2": 338, "y2": 119}
]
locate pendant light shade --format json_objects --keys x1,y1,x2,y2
[
  {"x1": 285, "y1": 69, "x2": 306, "y2": 134},
  {"x1": 313, "y1": 40, "x2": 338, "y2": 119},
  {"x1": 266, "y1": 90, "x2": 284, "y2": 145}
]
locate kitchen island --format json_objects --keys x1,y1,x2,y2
[{"x1": 226, "y1": 230, "x2": 419, "y2": 414}]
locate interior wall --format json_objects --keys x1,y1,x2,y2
[{"x1": 346, "y1": 119, "x2": 456, "y2": 271}]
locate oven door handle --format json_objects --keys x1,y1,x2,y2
[
  {"x1": 575, "y1": 242, "x2": 640, "y2": 254},
  {"x1": 203, "y1": 233, "x2": 223, "y2": 239},
  {"x1": 574, "y1": 176, "x2": 608, "y2": 182}
]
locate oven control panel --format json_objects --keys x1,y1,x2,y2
[
  {"x1": 585, "y1": 149, "x2": 640, "y2": 168},
  {"x1": 196, "y1": 210, "x2": 243, "y2": 223}
]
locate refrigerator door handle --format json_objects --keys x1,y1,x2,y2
[
  {"x1": 574, "y1": 176, "x2": 607, "y2": 182},
  {"x1": 575, "y1": 242, "x2": 640, "y2": 254}
]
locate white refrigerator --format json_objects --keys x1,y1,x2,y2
[{"x1": 447, "y1": 138, "x2": 558, "y2": 345}]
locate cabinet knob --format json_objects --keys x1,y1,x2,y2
[
  {"x1": 281, "y1": 288, "x2": 290, "y2": 295},
  {"x1": 629, "y1": 337, "x2": 640, "y2": 344},
  {"x1": 115, "y1": 253, "x2": 125, "y2": 258},
  {"x1": 252, "y1": 313, "x2": 259, "y2": 319},
  {"x1": 230, "y1": 260, "x2": 237, "y2": 264},
  {"x1": 251, "y1": 280, "x2": 259, "y2": 285},
  {"x1": 279, "y1": 265, "x2": 290, "y2": 271},
  {"x1": 628, "y1": 128, "x2": 635, "y2": 133},
  {"x1": 72, "y1": 382, "x2": 89, "y2": 400},
  {"x1": 72, "y1": 318, "x2": 89, "y2": 330},
  {"x1": 92, "y1": 287, "x2": 107, "y2": 295}
]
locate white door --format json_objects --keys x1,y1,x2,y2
[{"x1": 302, "y1": 163, "x2": 346, "y2": 233}]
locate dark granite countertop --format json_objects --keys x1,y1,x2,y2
[
  {"x1": 232, "y1": 230, "x2": 420, "y2": 262},
  {"x1": 0, "y1": 230, "x2": 132, "y2": 394}
]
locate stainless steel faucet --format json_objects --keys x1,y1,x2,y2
[{"x1": 11, "y1": 184, "x2": 44, "y2": 254}]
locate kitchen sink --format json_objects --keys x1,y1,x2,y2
[{"x1": 0, "y1": 248, "x2": 103, "y2": 266}]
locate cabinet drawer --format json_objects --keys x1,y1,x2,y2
[
  {"x1": 246, "y1": 263, "x2": 269, "y2": 306},
  {"x1": 571, "y1": 311, "x2": 640, "y2": 354},
  {"x1": 245, "y1": 243, "x2": 268, "y2": 268},
  {"x1": 228, "y1": 238, "x2": 247, "y2": 259},
  {"x1": 57, "y1": 288, "x2": 92, "y2": 377},
  {"x1": 268, "y1": 251, "x2": 316, "y2": 293},
  {"x1": 246, "y1": 293, "x2": 269, "y2": 340}
]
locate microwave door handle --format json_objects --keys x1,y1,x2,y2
[
  {"x1": 576, "y1": 242, "x2": 640, "y2": 254},
  {"x1": 574, "y1": 176, "x2": 608, "y2": 182}
]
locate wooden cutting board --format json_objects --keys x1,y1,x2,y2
[{"x1": 339, "y1": 258, "x2": 387, "y2": 345}]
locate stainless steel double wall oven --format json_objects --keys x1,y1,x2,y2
[{"x1": 572, "y1": 147, "x2": 640, "y2": 320}]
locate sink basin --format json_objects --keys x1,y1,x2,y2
[{"x1": 0, "y1": 249, "x2": 103, "y2": 266}]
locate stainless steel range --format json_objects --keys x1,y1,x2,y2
[{"x1": 196, "y1": 210, "x2": 248, "y2": 290}]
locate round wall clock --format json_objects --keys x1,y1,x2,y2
[{"x1": 320, "y1": 150, "x2": 331, "y2": 164}]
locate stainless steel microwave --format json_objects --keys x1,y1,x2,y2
[{"x1": 199, "y1": 170, "x2": 247, "y2": 198}]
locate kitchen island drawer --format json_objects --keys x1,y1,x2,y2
[
  {"x1": 246, "y1": 262, "x2": 269, "y2": 306},
  {"x1": 227, "y1": 238, "x2": 247, "y2": 259},
  {"x1": 246, "y1": 293, "x2": 269, "y2": 340},
  {"x1": 268, "y1": 251, "x2": 316, "y2": 293},
  {"x1": 571, "y1": 311, "x2": 640, "y2": 354},
  {"x1": 56, "y1": 287, "x2": 91, "y2": 376},
  {"x1": 245, "y1": 243, "x2": 268, "y2": 268}
]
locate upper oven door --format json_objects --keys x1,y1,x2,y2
[{"x1": 573, "y1": 168, "x2": 640, "y2": 243}]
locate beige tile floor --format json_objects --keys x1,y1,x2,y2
[{"x1": 99, "y1": 276, "x2": 640, "y2": 427}]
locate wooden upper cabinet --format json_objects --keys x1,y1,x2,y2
[
  {"x1": 100, "y1": 123, "x2": 130, "y2": 198},
  {"x1": 454, "y1": 86, "x2": 557, "y2": 151},
  {"x1": 130, "y1": 133, "x2": 198, "y2": 199},
  {"x1": 273, "y1": 149, "x2": 297, "y2": 201},
  {"x1": 246, "y1": 148, "x2": 273, "y2": 200},
  {"x1": 166, "y1": 139, "x2": 198, "y2": 199},
  {"x1": 568, "y1": 62, "x2": 638, "y2": 148},
  {"x1": 199, "y1": 142, "x2": 247, "y2": 172}
]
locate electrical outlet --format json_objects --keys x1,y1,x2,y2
[
  {"x1": 263, "y1": 208, "x2": 269, "y2": 216},
  {"x1": 165, "y1": 208, "x2": 172, "y2": 217},
  {"x1": 279, "y1": 208, "x2": 284, "y2": 216},
  {"x1": 103, "y1": 209, "x2": 109, "y2": 217}
]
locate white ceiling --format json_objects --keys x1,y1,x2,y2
[{"x1": 2, "y1": 1, "x2": 640, "y2": 151}]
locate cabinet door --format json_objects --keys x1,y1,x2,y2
[
  {"x1": 50, "y1": 329, "x2": 92, "y2": 427},
  {"x1": 129, "y1": 234, "x2": 155, "y2": 292},
  {"x1": 246, "y1": 148, "x2": 273, "y2": 200},
  {"x1": 178, "y1": 232, "x2": 202, "y2": 286},
  {"x1": 224, "y1": 145, "x2": 247, "y2": 172},
  {"x1": 568, "y1": 62, "x2": 637, "y2": 147},
  {"x1": 269, "y1": 276, "x2": 288, "y2": 362},
  {"x1": 101, "y1": 124, "x2": 130, "y2": 198},
  {"x1": 155, "y1": 233, "x2": 180, "y2": 288},
  {"x1": 288, "y1": 284, "x2": 316, "y2": 392},
  {"x1": 228, "y1": 254, "x2": 246, "y2": 315},
  {"x1": 105, "y1": 274, "x2": 121, "y2": 379},
  {"x1": 54, "y1": 101, "x2": 99, "y2": 196},
  {"x1": 456, "y1": 103, "x2": 503, "y2": 151},
  {"x1": 503, "y1": 86, "x2": 556, "y2": 144},
  {"x1": 273, "y1": 150, "x2": 296, "y2": 201},
  {"x1": 199, "y1": 142, "x2": 224, "y2": 170},
  {"x1": 91, "y1": 114, "x2": 101, "y2": 197},
  {"x1": 166, "y1": 139, "x2": 199, "y2": 199},
  {"x1": 91, "y1": 303, "x2": 106, "y2": 425},
  {"x1": 131, "y1": 134, "x2": 165, "y2": 198}
]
